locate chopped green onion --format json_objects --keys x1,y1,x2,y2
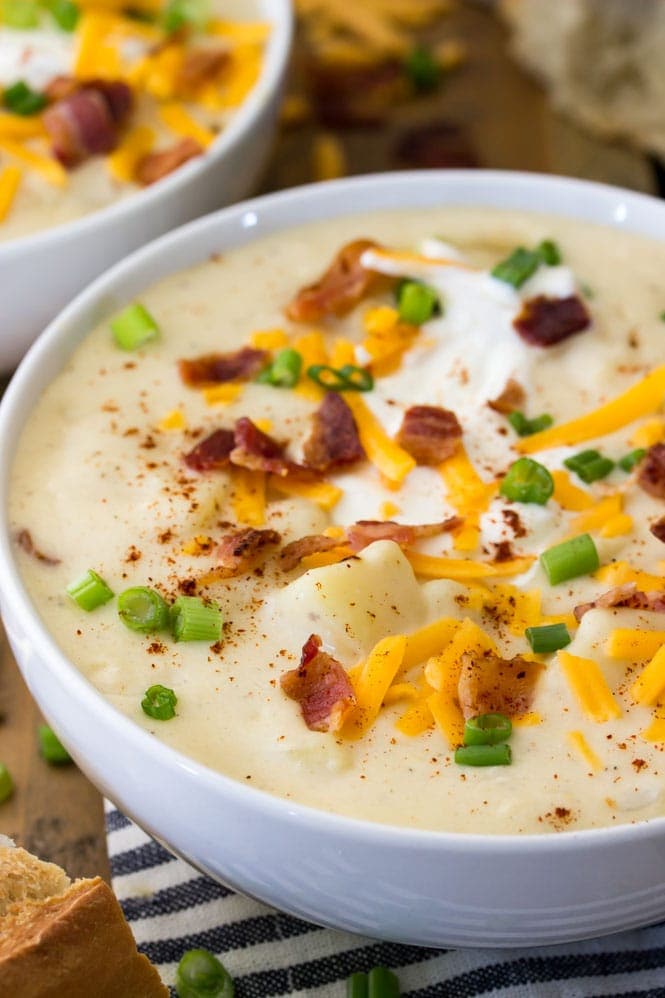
[
  {"x1": 536, "y1": 239, "x2": 561, "y2": 266},
  {"x1": 256, "y1": 348, "x2": 302, "y2": 388},
  {"x1": 347, "y1": 972, "x2": 369, "y2": 998},
  {"x1": 500, "y1": 457, "x2": 553, "y2": 505},
  {"x1": 507, "y1": 410, "x2": 554, "y2": 437},
  {"x1": 307, "y1": 363, "x2": 374, "y2": 392},
  {"x1": 118, "y1": 587, "x2": 170, "y2": 634},
  {"x1": 2, "y1": 0, "x2": 40, "y2": 28},
  {"x1": 404, "y1": 45, "x2": 439, "y2": 92},
  {"x1": 141, "y1": 684, "x2": 177, "y2": 721},
  {"x1": 540, "y1": 533, "x2": 599, "y2": 586},
  {"x1": 368, "y1": 967, "x2": 400, "y2": 998},
  {"x1": 175, "y1": 948, "x2": 234, "y2": 998},
  {"x1": 45, "y1": 0, "x2": 80, "y2": 31},
  {"x1": 110, "y1": 302, "x2": 159, "y2": 351},
  {"x1": 38, "y1": 724, "x2": 72, "y2": 765},
  {"x1": 170, "y1": 595, "x2": 222, "y2": 642},
  {"x1": 66, "y1": 569, "x2": 114, "y2": 611},
  {"x1": 3, "y1": 80, "x2": 47, "y2": 116},
  {"x1": 397, "y1": 280, "x2": 439, "y2": 325},
  {"x1": 491, "y1": 247, "x2": 540, "y2": 288},
  {"x1": 563, "y1": 449, "x2": 614, "y2": 483},
  {"x1": 525, "y1": 622, "x2": 571, "y2": 654},
  {"x1": 163, "y1": 0, "x2": 211, "y2": 33},
  {"x1": 455, "y1": 743, "x2": 512, "y2": 767},
  {"x1": 580, "y1": 281, "x2": 594, "y2": 300},
  {"x1": 463, "y1": 713, "x2": 512, "y2": 746},
  {"x1": 0, "y1": 763, "x2": 14, "y2": 804},
  {"x1": 659, "y1": 311, "x2": 665, "y2": 323},
  {"x1": 618, "y1": 448, "x2": 646, "y2": 473}
]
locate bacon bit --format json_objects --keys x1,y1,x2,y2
[
  {"x1": 302, "y1": 392, "x2": 365, "y2": 471},
  {"x1": 574, "y1": 583, "x2": 665, "y2": 621},
  {"x1": 178, "y1": 46, "x2": 229, "y2": 91},
  {"x1": 650, "y1": 516, "x2": 665, "y2": 543},
  {"x1": 135, "y1": 136, "x2": 203, "y2": 186},
  {"x1": 44, "y1": 75, "x2": 79, "y2": 103},
  {"x1": 457, "y1": 651, "x2": 542, "y2": 720},
  {"x1": 280, "y1": 634, "x2": 356, "y2": 732},
  {"x1": 513, "y1": 295, "x2": 591, "y2": 347},
  {"x1": 178, "y1": 347, "x2": 268, "y2": 387},
  {"x1": 285, "y1": 239, "x2": 392, "y2": 322},
  {"x1": 396, "y1": 405, "x2": 462, "y2": 465},
  {"x1": 183, "y1": 428, "x2": 235, "y2": 471},
  {"x1": 488, "y1": 378, "x2": 526, "y2": 415},
  {"x1": 43, "y1": 80, "x2": 133, "y2": 168},
  {"x1": 638, "y1": 443, "x2": 665, "y2": 499},
  {"x1": 15, "y1": 529, "x2": 60, "y2": 566},
  {"x1": 216, "y1": 527, "x2": 281, "y2": 577},
  {"x1": 231, "y1": 417, "x2": 309, "y2": 478},
  {"x1": 280, "y1": 534, "x2": 340, "y2": 572}
]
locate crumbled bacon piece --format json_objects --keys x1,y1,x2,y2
[
  {"x1": 216, "y1": 527, "x2": 281, "y2": 577},
  {"x1": 15, "y1": 529, "x2": 60, "y2": 566},
  {"x1": 280, "y1": 634, "x2": 356, "y2": 732},
  {"x1": 178, "y1": 347, "x2": 268, "y2": 387},
  {"x1": 513, "y1": 295, "x2": 591, "y2": 347},
  {"x1": 44, "y1": 75, "x2": 79, "y2": 103},
  {"x1": 178, "y1": 46, "x2": 229, "y2": 91},
  {"x1": 457, "y1": 652, "x2": 542, "y2": 720},
  {"x1": 43, "y1": 80, "x2": 133, "y2": 167},
  {"x1": 135, "y1": 137, "x2": 203, "y2": 186},
  {"x1": 345, "y1": 518, "x2": 460, "y2": 552},
  {"x1": 302, "y1": 392, "x2": 365, "y2": 471},
  {"x1": 574, "y1": 583, "x2": 665, "y2": 621},
  {"x1": 280, "y1": 534, "x2": 340, "y2": 572},
  {"x1": 285, "y1": 239, "x2": 390, "y2": 322},
  {"x1": 183, "y1": 428, "x2": 235, "y2": 472},
  {"x1": 230, "y1": 417, "x2": 299, "y2": 477},
  {"x1": 637, "y1": 443, "x2": 665, "y2": 499},
  {"x1": 488, "y1": 378, "x2": 526, "y2": 415},
  {"x1": 396, "y1": 405, "x2": 462, "y2": 464},
  {"x1": 650, "y1": 517, "x2": 665, "y2": 544}
]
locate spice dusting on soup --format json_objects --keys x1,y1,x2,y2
[{"x1": 10, "y1": 206, "x2": 665, "y2": 834}]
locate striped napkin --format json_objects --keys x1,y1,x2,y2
[{"x1": 105, "y1": 802, "x2": 665, "y2": 997}]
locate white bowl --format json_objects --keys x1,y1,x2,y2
[
  {"x1": 2, "y1": 171, "x2": 665, "y2": 948},
  {"x1": 0, "y1": 0, "x2": 292, "y2": 372}
]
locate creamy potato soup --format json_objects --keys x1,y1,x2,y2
[
  {"x1": 0, "y1": 0, "x2": 267, "y2": 241},
  {"x1": 10, "y1": 207, "x2": 665, "y2": 834}
]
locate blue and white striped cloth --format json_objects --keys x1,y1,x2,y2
[{"x1": 105, "y1": 803, "x2": 665, "y2": 997}]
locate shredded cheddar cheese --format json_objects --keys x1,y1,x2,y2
[
  {"x1": 630, "y1": 646, "x2": 665, "y2": 706},
  {"x1": 0, "y1": 165, "x2": 21, "y2": 223},
  {"x1": 438, "y1": 447, "x2": 496, "y2": 552},
  {"x1": 158, "y1": 103, "x2": 216, "y2": 148},
  {"x1": 594, "y1": 561, "x2": 665, "y2": 592},
  {"x1": 107, "y1": 125, "x2": 155, "y2": 183},
  {"x1": 250, "y1": 329, "x2": 289, "y2": 350},
  {"x1": 606, "y1": 629, "x2": 665, "y2": 661},
  {"x1": 559, "y1": 651, "x2": 621, "y2": 722},
  {"x1": 157, "y1": 408, "x2": 186, "y2": 432},
  {"x1": 342, "y1": 394, "x2": 416, "y2": 485},
  {"x1": 202, "y1": 384, "x2": 243, "y2": 406},
  {"x1": 551, "y1": 470, "x2": 595, "y2": 512},
  {"x1": 568, "y1": 730, "x2": 603, "y2": 772},
  {"x1": 343, "y1": 634, "x2": 407, "y2": 738},
  {"x1": 270, "y1": 477, "x2": 343, "y2": 511},
  {"x1": 395, "y1": 698, "x2": 434, "y2": 736},
  {"x1": 631, "y1": 418, "x2": 665, "y2": 449},
  {"x1": 406, "y1": 552, "x2": 535, "y2": 581},
  {"x1": 230, "y1": 468, "x2": 266, "y2": 527},
  {"x1": 0, "y1": 140, "x2": 67, "y2": 187}
]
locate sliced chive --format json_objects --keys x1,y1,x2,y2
[
  {"x1": 463, "y1": 713, "x2": 512, "y2": 746},
  {"x1": 175, "y1": 947, "x2": 234, "y2": 998},
  {"x1": 563, "y1": 449, "x2": 614, "y2": 483},
  {"x1": 491, "y1": 247, "x2": 540, "y2": 288},
  {"x1": 3, "y1": 80, "x2": 47, "y2": 116},
  {"x1": 0, "y1": 763, "x2": 14, "y2": 804},
  {"x1": 170, "y1": 595, "x2": 222, "y2": 643},
  {"x1": 307, "y1": 364, "x2": 374, "y2": 392},
  {"x1": 397, "y1": 280, "x2": 439, "y2": 325},
  {"x1": 525, "y1": 622, "x2": 571, "y2": 654},
  {"x1": 256, "y1": 348, "x2": 302, "y2": 388},
  {"x1": 347, "y1": 973, "x2": 369, "y2": 998},
  {"x1": 46, "y1": 0, "x2": 80, "y2": 31},
  {"x1": 118, "y1": 587, "x2": 170, "y2": 634},
  {"x1": 368, "y1": 967, "x2": 400, "y2": 998},
  {"x1": 404, "y1": 45, "x2": 439, "y2": 92},
  {"x1": 141, "y1": 684, "x2": 177, "y2": 721},
  {"x1": 540, "y1": 533, "x2": 599, "y2": 585},
  {"x1": 38, "y1": 724, "x2": 72, "y2": 765},
  {"x1": 536, "y1": 239, "x2": 561, "y2": 266},
  {"x1": 580, "y1": 281, "x2": 594, "y2": 300},
  {"x1": 659, "y1": 311, "x2": 665, "y2": 322},
  {"x1": 455, "y1": 743, "x2": 512, "y2": 767},
  {"x1": 618, "y1": 448, "x2": 646, "y2": 473},
  {"x1": 2, "y1": 0, "x2": 40, "y2": 28},
  {"x1": 66, "y1": 569, "x2": 114, "y2": 611},
  {"x1": 110, "y1": 302, "x2": 159, "y2": 351},
  {"x1": 500, "y1": 457, "x2": 553, "y2": 505},
  {"x1": 507, "y1": 410, "x2": 554, "y2": 437},
  {"x1": 163, "y1": 0, "x2": 211, "y2": 33}
]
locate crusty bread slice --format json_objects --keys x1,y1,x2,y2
[{"x1": 0, "y1": 849, "x2": 167, "y2": 997}]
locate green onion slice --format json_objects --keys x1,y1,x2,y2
[
  {"x1": 618, "y1": 448, "x2": 646, "y2": 473},
  {"x1": 175, "y1": 947, "x2": 234, "y2": 998},
  {"x1": 2, "y1": 0, "x2": 40, "y2": 28},
  {"x1": 525, "y1": 622, "x2": 571, "y2": 654},
  {"x1": 397, "y1": 280, "x2": 439, "y2": 325},
  {"x1": 0, "y1": 762, "x2": 14, "y2": 804},
  {"x1": 563, "y1": 449, "x2": 614, "y2": 484},
  {"x1": 45, "y1": 0, "x2": 80, "y2": 31},
  {"x1": 455, "y1": 743, "x2": 512, "y2": 767},
  {"x1": 256, "y1": 348, "x2": 302, "y2": 388},
  {"x1": 307, "y1": 363, "x2": 374, "y2": 392},
  {"x1": 66, "y1": 569, "x2": 114, "y2": 611},
  {"x1": 163, "y1": 0, "x2": 211, "y2": 33},
  {"x1": 535, "y1": 239, "x2": 561, "y2": 266},
  {"x1": 38, "y1": 724, "x2": 72, "y2": 765},
  {"x1": 491, "y1": 239, "x2": 561, "y2": 287},
  {"x1": 540, "y1": 533, "x2": 599, "y2": 586},
  {"x1": 500, "y1": 457, "x2": 554, "y2": 505},
  {"x1": 3, "y1": 80, "x2": 47, "y2": 116},
  {"x1": 141, "y1": 684, "x2": 177, "y2": 721},
  {"x1": 346, "y1": 972, "x2": 369, "y2": 998},
  {"x1": 110, "y1": 302, "x2": 159, "y2": 351},
  {"x1": 118, "y1": 587, "x2": 170, "y2": 633},
  {"x1": 507, "y1": 411, "x2": 554, "y2": 437},
  {"x1": 170, "y1": 595, "x2": 222, "y2": 643},
  {"x1": 463, "y1": 713, "x2": 512, "y2": 746},
  {"x1": 367, "y1": 967, "x2": 400, "y2": 998},
  {"x1": 404, "y1": 45, "x2": 439, "y2": 92}
]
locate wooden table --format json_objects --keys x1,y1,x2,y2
[{"x1": 0, "y1": 1, "x2": 660, "y2": 883}]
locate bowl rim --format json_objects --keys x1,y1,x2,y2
[
  {"x1": 0, "y1": 0, "x2": 293, "y2": 258},
  {"x1": 3, "y1": 167, "x2": 665, "y2": 854}
]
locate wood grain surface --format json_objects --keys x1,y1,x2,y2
[{"x1": 0, "y1": 0, "x2": 659, "y2": 883}]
